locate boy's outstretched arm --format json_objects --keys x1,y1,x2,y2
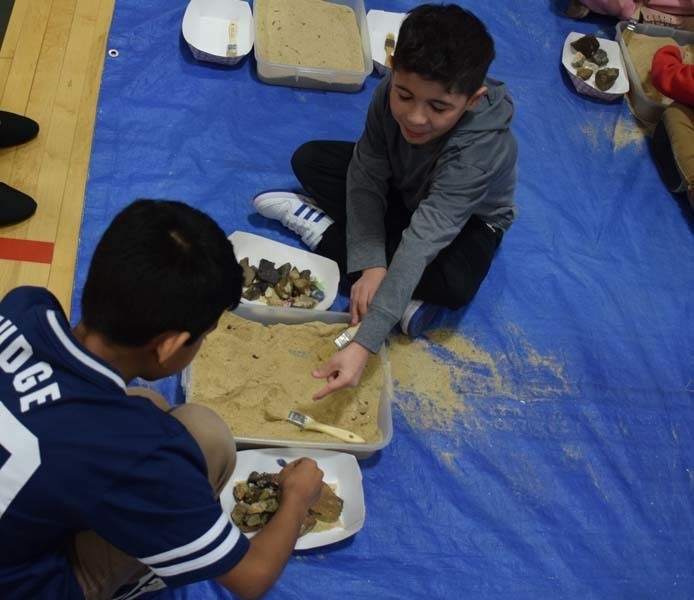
[
  {"x1": 215, "y1": 458, "x2": 323, "y2": 599},
  {"x1": 312, "y1": 342, "x2": 370, "y2": 400}
]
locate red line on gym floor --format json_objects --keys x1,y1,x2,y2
[{"x1": 0, "y1": 238, "x2": 54, "y2": 264}]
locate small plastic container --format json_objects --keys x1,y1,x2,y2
[
  {"x1": 182, "y1": 303, "x2": 393, "y2": 460},
  {"x1": 182, "y1": 0, "x2": 254, "y2": 66},
  {"x1": 253, "y1": 0, "x2": 373, "y2": 92},
  {"x1": 616, "y1": 21, "x2": 694, "y2": 125},
  {"x1": 561, "y1": 32, "x2": 629, "y2": 101}
]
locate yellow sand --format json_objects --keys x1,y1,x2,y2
[
  {"x1": 255, "y1": 0, "x2": 365, "y2": 72},
  {"x1": 612, "y1": 114, "x2": 645, "y2": 151},
  {"x1": 189, "y1": 310, "x2": 570, "y2": 460},
  {"x1": 388, "y1": 325, "x2": 570, "y2": 433},
  {"x1": 188, "y1": 312, "x2": 383, "y2": 444}
]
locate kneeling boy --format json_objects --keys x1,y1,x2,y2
[{"x1": 0, "y1": 200, "x2": 323, "y2": 599}]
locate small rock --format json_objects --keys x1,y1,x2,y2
[
  {"x1": 571, "y1": 34, "x2": 599, "y2": 59},
  {"x1": 592, "y1": 49, "x2": 609, "y2": 67},
  {"x1": 576, "y1": 67, "x2": 593, "y2": 81},
  {"x1": 571, "y1": 51, "x2": 585, "y2": 68},
  {"x1": 257, "y1": 259, "x2": 281, "y2": 285},
  {"x1": 239, "y1": 257, "x2": 256, "y2": 288},
  {"x1": 595, "y1": 67, "x2": 619, "y2": 91}
]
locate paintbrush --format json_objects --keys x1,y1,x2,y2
[
  {"x1": 226, "y1": 21, "x2": 238, "y2": 57},
  {"x1": 384, "y1": 32, "x2": 395, "y2": 68},
  {"x1": 265, "y1": 404, "x2": 365, "y2": 444},
  {"x1": 333, "y1": 323, "x2": 360, "y2": 350}
]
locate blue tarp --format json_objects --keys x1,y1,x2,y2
[{"x1": 72, "y1": 1, "x2": 694, "y2": 598}]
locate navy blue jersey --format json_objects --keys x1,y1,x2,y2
[{"x1": 0, "y1": 287, "x2": 249, "y2": 599}]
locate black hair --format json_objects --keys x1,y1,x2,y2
[
  {"x1": 391, "y1": 4, "x2": 495, "y2": 96},
  {"x1": 81, "y1": 199, "x2": 242, "y2": 346}
]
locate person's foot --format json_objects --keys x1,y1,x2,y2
[
  {"x1": 400, "y1": 300, "x2": 441, "y2": 338},
  {"x1": 0, "y1": 183, "x2": 37, "y2": 226},
  {"x1": 0, "y1": 111, "x2": 39, "y2": 148},
  {"x1": 252, "y1": 190, "x2": 333, "y2": 250}
]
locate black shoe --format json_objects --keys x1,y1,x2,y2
[
  {"x1": 0, "y1": 183, "x2": 37, "y2": 225},
  {"x1": 0, "y1": 111, "x2": 39, "y2": 148}
]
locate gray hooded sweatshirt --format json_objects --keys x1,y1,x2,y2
[{"x1": 347, "y1": 75, "x2": 518, "y2": 353}]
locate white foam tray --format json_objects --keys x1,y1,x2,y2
[
  {"x1": 229, "y1": 230, "x2": 339, "y2": 311},
  {"x1": 366, "y1": 9, "x2": 406, "y2": 76},
  {"x1": 221, "y1": 448, "x2": 365, "y2": 549},
  {"x1": 562, "y1": 32, "x2": 629, "y2": 101},
  {"x1": 182, "y1": 0, "x2": 254, "y2": 65}
]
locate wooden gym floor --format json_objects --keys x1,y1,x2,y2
[{"x1": 0, "y1": 0, "x2": 114, "y2": 316}]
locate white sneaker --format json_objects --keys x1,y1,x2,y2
[{"x1": 252, "y1": 191, "x2": 333, "y2": 250}]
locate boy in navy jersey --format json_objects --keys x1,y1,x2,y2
[{"x1": 0, "y1": 200, "x2": 323, "y2": 599}]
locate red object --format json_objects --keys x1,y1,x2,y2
[
  {"x1": 651, "y1": 45, "x2": 694, "y2": 105},
  {"x1": 0, "y1": 237, "x2": 54, "y2": 263}
]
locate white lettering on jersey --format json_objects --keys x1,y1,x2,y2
[
  {"x1": 0, "y1": 334, "x2": 33, "y2": 373},
  {"x1": 13, "y1": 361, "x2": 54, "y2": 393},
  {"x1": 0, "y1": 318, "x2": 18, "y2": 344},
  {"x1": 0, "y1": 314, "x2": 62, "y2": 413},
  {"x1": 19, "y1": 383, "x2": 62, "y2": 413},
  {"x1": 0, "y1": 402, "x2": 41, "y2": 518}
]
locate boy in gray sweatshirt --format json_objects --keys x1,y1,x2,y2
[{"x1": 253, "y1": 4, "x2": 517, "y2": 399}]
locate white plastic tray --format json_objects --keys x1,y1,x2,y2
[
  {"x1": 182, "y1": 304, "x2": 394, "y2": 460},
  {"x1": 182, "y1": 0, "x2": 254, "y2": 65},
  {"x1": 229, "y1": 231, "x2": 339, "y2": 311},
  {"x1": 221, "y1": 448, "x2": 365, "y2": 550},
  {"x1": 562, "y1": 32, "x2": 629, "y2": 101},
  {"x1": 366, "y1": 9, "x2": 405, "y2": 76},
  {"x1": 253, "y1": 0, "x2": 373, "y2": 92}
]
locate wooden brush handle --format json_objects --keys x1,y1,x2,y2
[
  {"x1": 384, "y1": 33, "x2": 395, "y2": 68},
  {"x1": 305, "y1": 421, "x2": 366, "y2": 444}
]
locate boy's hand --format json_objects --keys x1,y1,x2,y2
[
  {"x1": 217, "y1": 458, "x2": 323, "y2": 598},
  {"x1": 350, "y1": 267, "x2": 386, "y2": 324},
  {"x1": 311, "y1": 343, "x2": 370, "y2": 400},
  {"x1": 278, "y1": 458, "x2": 324, "y2": 508}
]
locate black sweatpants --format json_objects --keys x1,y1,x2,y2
[{"x1": 291, "y1": 140, "x2": 503, "y2": 310}]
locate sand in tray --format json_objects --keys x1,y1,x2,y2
[
  {"x1": 187, "y1": 312, "x2": 383, "y2": 444},
  {"x1": 255, "y1": 0, "x2": 365, "y2": 72}
]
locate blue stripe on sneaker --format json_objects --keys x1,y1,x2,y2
[
  {"x1": 314, "y1": 212, "x2": 325, "y2": 223},
  {"x1": 304, "y1": 208, "x2": 316, "y2": 220},
  {"x1": 294, "y1": 204, "x2": 307, "y2": 217}
]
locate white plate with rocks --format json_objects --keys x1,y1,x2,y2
[
  {"x1": 562, "y1": 31, "x2": 629, "y2": 101},
  {"x1": 220, "y1": 448, "x2": 365, "y2": 550},
  {"x1": 229, "y1": 231, "x2": 339, "y2": 311}
]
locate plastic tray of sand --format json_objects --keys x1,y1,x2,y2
[
  {"x1": 253, "y1": 0, "x2": 372, "y2": 91},
  {"x1": 183, "y1": 304, "x2": 392, "y2": 459}
]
